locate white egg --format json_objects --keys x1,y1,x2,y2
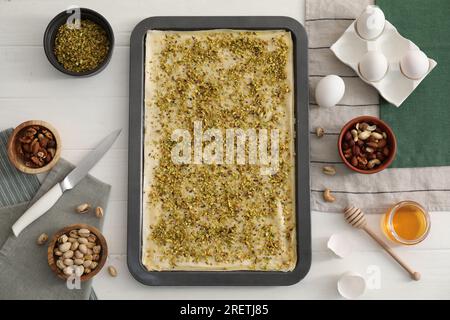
[
  {"x1": 359, "y1": 51, "x2": 388, "y2": 82},
  {"x1": 356, "y1": 5, "x2": 385, "y2": 40},
  {"x1": 315, "y1": 75, "x2": 345, "y2": 108},
  {"x1": 400, "y1": 50, "x2": 430, "y2": 80},
  {"x1": 337, "y1": 272, "x2": 366, "y2": 299}
]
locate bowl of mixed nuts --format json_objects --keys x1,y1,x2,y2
[
  {"x1": 338, "y1": 116, "x2": 397, "y2": 174},
  {"x1": 7, "y1": 120, "x2": 61, "y2": 174},
  {"x1": 47, "y1": 224, "x2": 108, "y2": 281}
]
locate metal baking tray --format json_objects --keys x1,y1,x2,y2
[{"x1": 128, "y1": 16, "x2": 310, "y2": 286}]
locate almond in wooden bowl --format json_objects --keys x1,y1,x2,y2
[
  {"x1": 48, "y1": 224, "x2": 108, "y2": 282},
  {"x1": 7, "y1": 120, "x2": 61, "y2": 174}
]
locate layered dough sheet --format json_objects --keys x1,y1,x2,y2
[{"x1": 143, "y1": 29, "x2": 296, "y2": 271}]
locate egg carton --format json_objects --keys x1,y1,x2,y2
[{"x1": 331, "y1": 7, "x2": 437, "y2": 107}]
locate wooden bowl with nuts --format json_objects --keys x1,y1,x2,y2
[
  {"x1": 47, "y1": 224, "x2": 108, "y2": 281},
  {"x1": 7, "y1": 120, "x2": 61, "y2": 174},
  {"x1": 338, "y1": 116, "x2": 397, "y2": 174}
]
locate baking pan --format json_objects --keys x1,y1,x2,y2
[{"x1": 128, "y1": 16, "x2": 310, "y2": 286}]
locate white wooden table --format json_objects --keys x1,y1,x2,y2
[{"x1": 1, "y1": 0, "x2": 449, "y2": 300}]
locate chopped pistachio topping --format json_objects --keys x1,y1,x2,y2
[{"x1": 146, "y1": 31, "x2": 295, "y2": 269}]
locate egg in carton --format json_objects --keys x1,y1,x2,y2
[{"x1": 331, "y1": 5, "x2": 437, "y2": 107}]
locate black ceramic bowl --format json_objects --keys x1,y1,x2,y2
[{"x1": 43, "y1": 8, "x2": 114, "y2": 77}]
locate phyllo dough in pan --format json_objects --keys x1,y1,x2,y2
[{"x1": 143, "y1": 30, "x2": 296, "y2": 271}]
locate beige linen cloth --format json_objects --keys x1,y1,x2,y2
[{"x1": 307, "y1": 0, "x2": 450, "y2": 213}]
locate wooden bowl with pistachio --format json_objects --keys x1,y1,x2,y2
[
  {"x1": 338, "y1": 116, "x2": 397, "y2": 174},
  {"x1": 7, "y1": 120, "x2": 61, "y2": 174},
  {"x1": 48, "y1": 224, "x2": 108, "y2": 282}
]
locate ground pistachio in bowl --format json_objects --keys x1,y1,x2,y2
[{"x1": 54, "y1": 19, "x2": 110, "y2": 73}]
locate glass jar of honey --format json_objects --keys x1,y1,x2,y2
[{"x1": 381, "y1": 200, "x2": 430, "y2": 245}]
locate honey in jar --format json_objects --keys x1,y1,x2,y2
[{"x1": 382, "y1": 201, "x2": 430, "y2": 245}]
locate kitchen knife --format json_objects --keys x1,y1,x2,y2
[{"x1": 12, "y1": 129, "x2": 121, "y2": 237}]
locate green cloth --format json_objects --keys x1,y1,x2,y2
[{"x1": 378, "y1": 0, "x2": 450, "y2": 168}]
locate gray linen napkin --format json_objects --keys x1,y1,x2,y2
[
  {"x1": 0, "y1": 130, "x2": 111, "y2": 300},
  {"x1": 0, "y1": 129, "x2": 40, "y2": 207}
]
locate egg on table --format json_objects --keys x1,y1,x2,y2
[
  {"x1": 315, "y1": 75, "x2": 346, "y2": 108},
  {"x1": 400, "y1": 50, "x2": 430, "y2": 80},
  {"x1": 359, "y1": 51, "x2": 388, "y2": 82},
  {"x1": 356, "y1": 5, "x2": 385, "y2": 40}
]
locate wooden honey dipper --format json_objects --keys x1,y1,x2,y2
[{"x1": 343, "y1": 206, "x2": 421, "y2": 281}]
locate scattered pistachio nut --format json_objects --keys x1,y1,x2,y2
[
  {"x1": 95, "y1": 206, "x2": 104, "y2": 219},
  {"x1": 36, "y1": 233, "x2": 48, "y2": 245},
  {"x1": 323, "y1": 188, "x2": 336, "y2": 203},
  {"x1": 108, "y1": 266, "x2": 118, "y2": 277},
  {"x1": 76, "y1": 203, "x2": 91, "y2": 214},
  {"x1": 322, "y1": 166, "x2": 336, "y2": 176},
  {"x1": 315, "y1": 127, "x2": 325, "y2": 138}
]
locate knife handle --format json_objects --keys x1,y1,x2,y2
[{"x1": 12, "y1": 184, "x2": 63, "y2": 237}]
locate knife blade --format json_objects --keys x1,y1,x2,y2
[{"x1": 12, "y1": 129, "x2": 121, "y2": 237}]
